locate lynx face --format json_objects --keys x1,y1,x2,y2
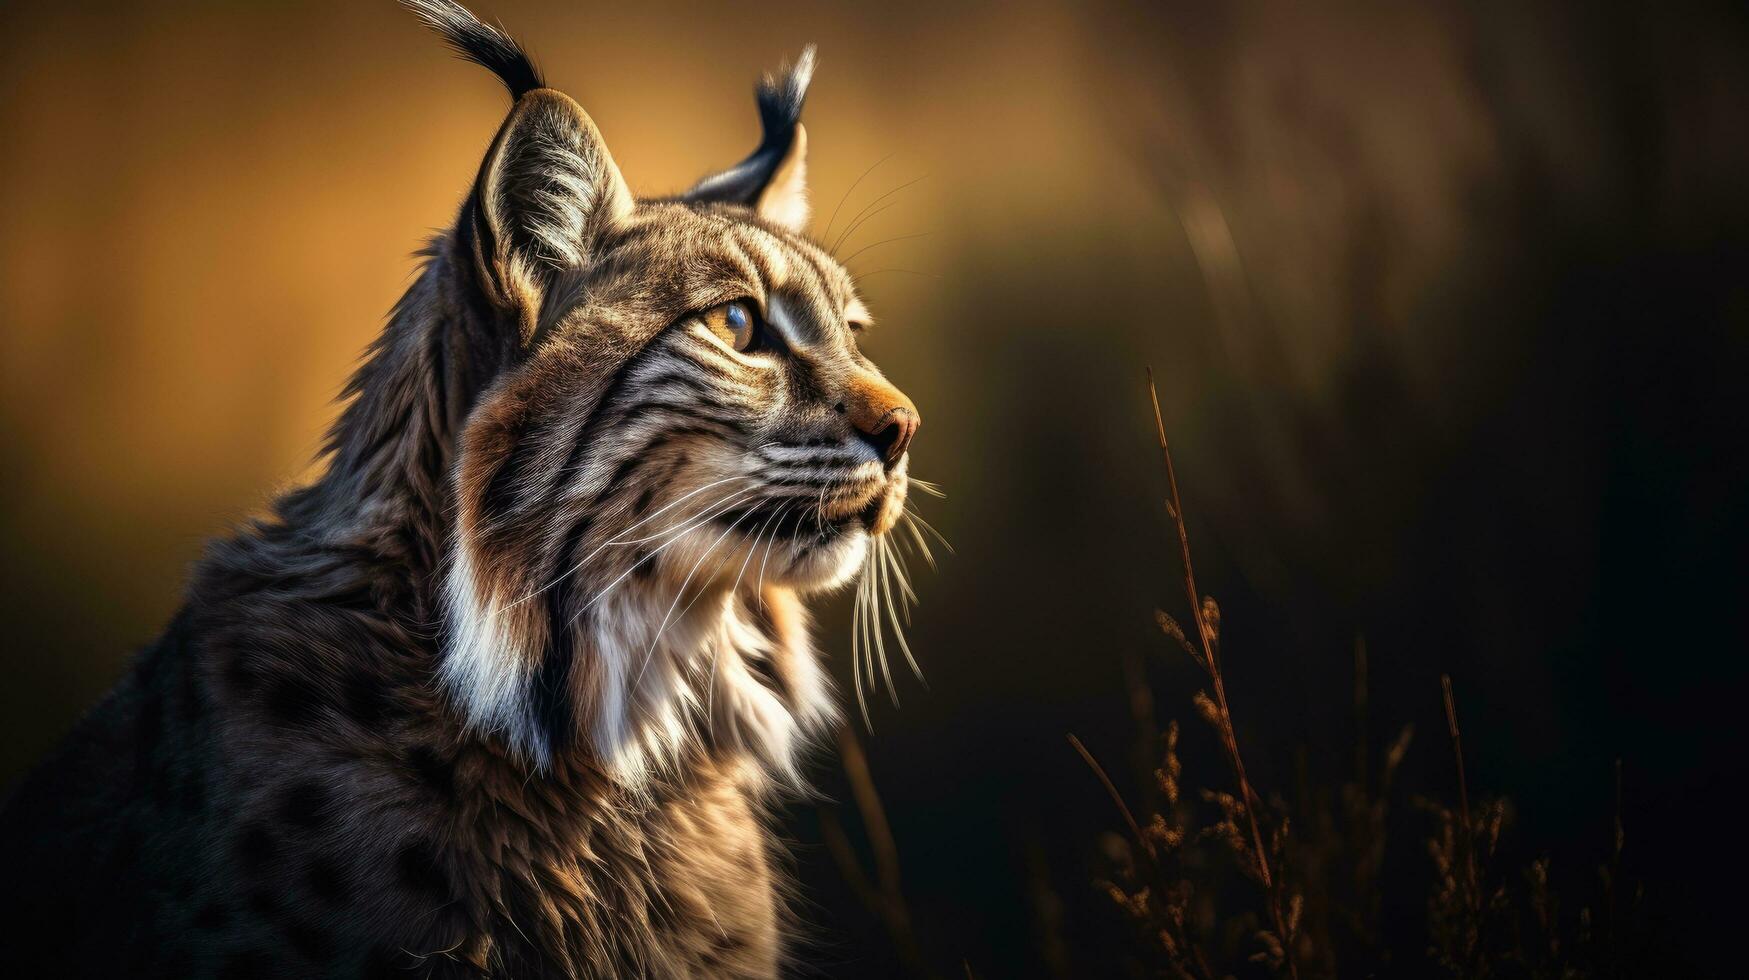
[
  {"x1": 0, "y1": 6, "x2": 924, "y2": 974},
  {"x1": 530, "y1": 215, "x2": 914, "y2": 596},
  {"x1": 419, "y1": 16, "x2": 920, "y2": 781}
]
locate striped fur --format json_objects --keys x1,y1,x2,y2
[
  {"x1": 446, "y1": 208, "x2": 898, "y2": 783},
  {"x1": 0, "y1": 2, "x2": 921, "y2": 976}
]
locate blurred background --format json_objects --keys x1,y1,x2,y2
[{"x1": 3, "y1": 0, "x2": 1746, "y2": 975}]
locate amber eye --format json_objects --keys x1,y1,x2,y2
[{"x1": 701, "y1": 300, "x2": 759, "y2": 352}]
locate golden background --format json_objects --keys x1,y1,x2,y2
[{"x1": 3, "y1": 1, "x2": 1746, "y2": 974}]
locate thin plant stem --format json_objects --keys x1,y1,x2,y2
[
  {"x1": 832, "y1": 725, "x2": 932, "y2": 976},
  {"x1": 1069, "y1": 733, "x2": 1150, "y2": 857},
  {"x1": 1441, "y1": 673, "x2": 1484, "y2": 971},
  {"x1": 1147, "y1": 367, "x2": 1298, "y2": 979},
  {"x1": 1441, "y1": 675, "x2": 1477, "y2": 906}
]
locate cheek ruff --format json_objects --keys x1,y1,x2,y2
[{"x1": 5, "y1": 3, "x2": 942, "y2": 976}]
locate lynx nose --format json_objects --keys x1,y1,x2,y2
[
  {"x1": 843, "y1": 373, "x2": 920, "y2": 467},
  {"x1": 862, "y1": 406, "x2": 919, "y2": 464}
]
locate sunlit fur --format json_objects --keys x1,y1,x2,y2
[
  {"x1": 443, "y1": 208, "x2": 909, "y2": 786},
  {"x1": 0, "y1": 3, "x2": 928, "y2": 976}
]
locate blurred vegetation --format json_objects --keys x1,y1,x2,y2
[
  {"x1": 1074, "y1": 390, "x2": 1646, "y2": 977},
  {"x1": 2, "y1": 0, "x2": 1745, "y2": 976}
]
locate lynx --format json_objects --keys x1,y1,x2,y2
[{"x1": 0, "y1": 2, "x2": 924, "y2": 976}]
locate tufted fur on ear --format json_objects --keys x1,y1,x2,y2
[
  {"x1": 404, "y1": 0, "x2": 545, "y2": 100},
  {"x1": 469, "y1": 90, "x2": 634, "y2": 335},
  {"x1": 685, "y1": 47, "x2": 816, "y2": 232},
  {"x1": 408, "y1": 2, "x2": 633, "y2": 333}
]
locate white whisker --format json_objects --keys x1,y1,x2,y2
[
  {"x1": 898, "y1": 511, "x2": 937, "y2": 569},
  {"x1": 905, "y1": 510, "x2": 955, "y2": 554},
  {"x1": 908, "y1": 477, "x2": 946, "y2": 498},
  {"x1": 866, "y1": 542, "x2": 897, "y2": 709},
  {"x1": 575, "y1": 487, "x2": 759, "y2": 615},
  {"x1": 493, "y1": 476, "x2": 753, "y2": 615},
  {"x1": 878, "y1": 537, "x2": 925, "y2": 684},
  {"x1": 706, "y1": 504, "x2": 785, "y2": 726},
  {"x1": 755, "y1": 501, "x2": 797, "y2": 605},
  {"x1": 731, "y1": 505, "x2": 786, "y2": 594},
  {"x1": 884, "y1": 531, "x2": 920, "y2": 609},
  {"x1": 607, "y1": 480, "x2": 754, "y2": 545},
  {"x1": 850, "y1": 563, "x2": 869, "y2": 730},
  {"x1": 632, "y1": 505, "x2": 761, "y2": 690}
]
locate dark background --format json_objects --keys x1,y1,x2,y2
[{"x1": 2, "y1": 0, "x2": 1745, "y2": 976}]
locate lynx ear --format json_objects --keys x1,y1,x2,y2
[
  {"x1": 684, "y1": 47, "x2": 815, "y2": 233},
  {"x1": 471, "y1": 89, "x2": 633, "y2": 326},
  {"x1": 756, "y1": 124, "x2": 810, "y2": 231}
]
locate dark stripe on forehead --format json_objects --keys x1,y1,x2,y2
[
  {"x1": 785, "y1": 229, "x2": 857, "y2": 310},
  {"x1": 795, "y1": 239, "x2": 853, "y2": 307},
  {"x1": 729, "y1": 223, "x2": 816, "y2": 299},
  {"x1": 733, "y1": 226, "x2": 844, "y2": 347},
  {"x1": 713, "y1": 227, "x2": 766, "y2": 292},
  {"x1": 728, "y1": 223, "x2": 785, "y2": 289},
  {"x1": 792, "y1": 253, "x2": 836, "y2": 316}
]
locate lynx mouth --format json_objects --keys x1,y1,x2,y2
[
  {"x1": 721, "y1": 497, "x2": 866, "y2": 545},
  {"x1": 855, "y1": 493, "x2": 886, "y2": 530},
  {"x1": 739, "y1": 480, "x2": 901, "y2": 540}
]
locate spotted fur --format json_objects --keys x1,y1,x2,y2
[{"x1": 0, "y1": 2, "x2": 921, "y2": 976}]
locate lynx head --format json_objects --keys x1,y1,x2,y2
[{"x1": 403, "y1": 2, "x2": 920, "y2": 785}]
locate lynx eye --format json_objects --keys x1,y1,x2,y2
[{"x1": 701, "y1": 300, "x2": 759, "y2": 352}]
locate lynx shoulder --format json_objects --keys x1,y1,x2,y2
[{"x1": 0, "y1": 2, "x2": 925, "y2": 976}]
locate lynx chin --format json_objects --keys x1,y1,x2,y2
[{"x1": 0, "y1": 1, "x2": 933, "y2": 976}]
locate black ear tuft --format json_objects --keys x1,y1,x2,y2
[
  {"x1": 405, "y1": 0, "x2": 544, "y2": 101},
  {"x1": 754, "y1": 45, "x2": 815, "y2": 152},
  {"x1": 685, "y1": 46, "x2": 817, "y2": 206}
]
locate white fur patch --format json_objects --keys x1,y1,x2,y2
[
  {"x1": 440, "y1": 536, "x2": 551, "y2": 766},
  {"x1": 441, "y1": 516, "x2": 850, "y2": 789}
]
